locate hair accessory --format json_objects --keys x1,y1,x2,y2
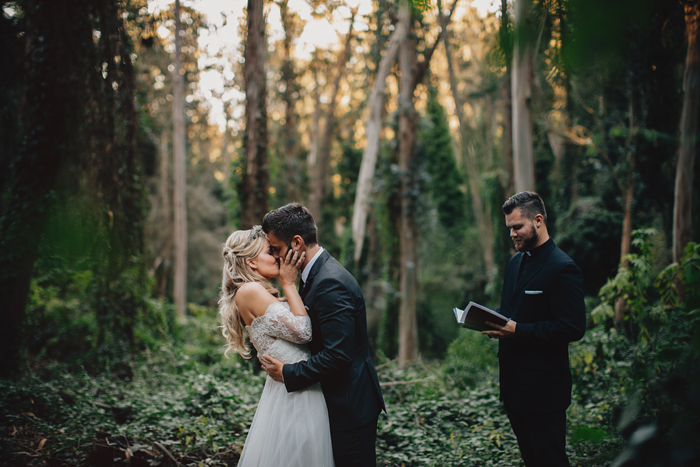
[{"x1": 247, "y1": 225, "x2": 264, "y2": 242}]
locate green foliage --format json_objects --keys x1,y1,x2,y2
[
  {"x1": 591, "y1": 228, "x2": 669, "y2": 343},
  {"x1": 1, "y1": 352, "x2": 632, "y2": 466},
  {"x1": 419, "y1": 88, "x2": 467, "y2": 237},
  {"x1": 1, "y1": 358, "x2": 511, "y2": 466},
  {"x1": 410, "y1": 0, "x2": 432, "y2": 13},
  {"x1": 563, "y1": 0, "x2": 663, "y2": 73},
  {"x1": 441, "y1": 329, "x2": 498, "y2": 388},
  {"x1": 0, "y1": 0, "x2": 150, "y2": 377},
  {"x1": 23, "y1": 258, "x2": 216, "y2": 375},
  {"x1": 555, "y1": 199, "x2": 624, "y2": 296},
  {"x1": 571, "y1": 233, "x2": 700, "y2": 466},
  {"x1": 377, "y1": 363, "x2": 521, "y2": 466},
  {"x1": 25, "y1": 273, "x2": 97, "y2": 362},
  {"x1": 0, "y1": 360, "x2": 261, "y2": 466}
]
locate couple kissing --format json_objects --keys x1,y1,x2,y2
[{"x1": 219, "y1": 202, "x2": 385, "y2": 467}]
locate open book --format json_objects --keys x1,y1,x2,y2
[{"x1": 453, "y1": 302, "x2": 509, "y2": 332}]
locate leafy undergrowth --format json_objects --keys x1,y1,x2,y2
[
  {"x1": 375, "y1": 361, "x2": 623, "y2": 467},
  {"x1": 0, "y1": 357, "x2": 260, "y2": 467},
  {"x1": 0, "y1": 355, "x2": 623, "y2": 467}
]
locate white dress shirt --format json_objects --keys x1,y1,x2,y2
[{"x1": 301, "y1": 246, "x2": 324, "y2": 284}]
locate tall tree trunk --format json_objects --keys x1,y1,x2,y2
[
  {"x1": 512, "y1": 0, "x2": 535, "y2": 193},
  {"x1": 353, "y1": 0, "x2": 456, "y2": 263},
  {"x1": 311, "y1": 9, "x2": 357, "y2": 225},
  {"x1": 220, "y1": 108, "x2": 231, "y2": 184},
  {"x1": 442, "y1": 8, "x2": 496, "y2": 280},
  {"x1": 500, "y1": 0, "x2": 514, "y2": 197},
  {"x1": 362, "y1": 0, "x2": 456, "y2": 366},
  {"x1": 674, "y1": 0, "x2": 700, "y2": 263},
  {"x1": 614, "y1": 99, "x2": 636, "y2": 326},
  {"x1": 279, "y1": 0, "x2": 298, "y2": 202},
  {"x1": 352, "y1": 20, "x2": 404, "y2": 261},
  {"x1": 397, "y1": 0, "x2": 418, "y2": 367},
  {"x1": 153, "y1": 133, "x2": 172, "y2": 297},
  {"x1": 172, "y1": 0, "x2": 188, "y2": 316},
  {"x1": 614, "y1": 153, "x2": 635, "y2": 326},
  {"x1": 241, "y1": 0, "x2": 269, "y2": 229},
  {"x1": 308, "y1": 59, "x2": 322, "y2": 219},
  {"x1": 378, "y1": 191, "x2": 402, "y2": 358},
  {"x1": 365, "y1": 210, "x2": 383, "y2": 346},
  {"x1": 160, "y1": 134, "x2": 171, "y2": 223}
]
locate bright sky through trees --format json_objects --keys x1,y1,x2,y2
[{"x1": 148, "y1": 0, "x2": 499, "y2": 129}]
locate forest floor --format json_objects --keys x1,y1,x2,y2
[{"x1": 0, "y1": 356, "x2": 624, "y2": 467}]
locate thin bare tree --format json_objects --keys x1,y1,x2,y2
[
  {"x1": 441, "y1": 0, "x2": 496, "y2": 280},
  {"x1": 309, "y1": 9, "x2": 357, "y2": 223},
  {"x1": 614, "y1": 99, "x2": 637, "y2": 324},
  {"x1": 308, "y1": 56, "x2": 322, "y2": 213},
  {"x1": 352, "y1": 17, "x2": 405, "y2": 262},
  {"x1": 153, "y1": 134, "x2": 172, "y2": 297},
  {"x1": 172, "y1": 0, "x2": 188, "y2": 316}
]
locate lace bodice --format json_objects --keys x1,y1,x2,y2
[{"x1": 245, "y1": 302, "x2": 312, "y2": 364}]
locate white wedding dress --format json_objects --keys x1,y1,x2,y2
[{"x1": 238, "y1": 301, "x2": 335, "y2": 467}]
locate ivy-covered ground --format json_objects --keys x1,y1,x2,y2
[
  {"x1": 0, "y1": 349, "x2": 623, "y2": 467},
  {"x1": 3, "y1": 235, "x2": 698, "y2": 466}
]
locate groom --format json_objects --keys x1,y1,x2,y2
[{"x1": 260, "y1": 202, "x2": 385, "y2": 467}]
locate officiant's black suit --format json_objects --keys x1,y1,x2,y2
[
  {"x1": 283, "y1": 250, "x2": 385, "y2": 466},
  {"x1": 498, "y1": 238, "x2": 586, "y2": 467}
]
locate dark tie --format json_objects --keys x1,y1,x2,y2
[{"x1": 299, "y1": 279, "x2": 305, "y2": 294}]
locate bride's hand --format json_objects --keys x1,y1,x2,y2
[{"x1": 279, "y1": 249, "x2": 305, "y2": 286}]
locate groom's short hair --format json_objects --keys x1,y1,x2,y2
[
  {"x1": 262, "y1": 202, "x2": 318, "y2": 247},
  {"x1": 502, "y1": 191, "x2": 547, "y2": 224}
]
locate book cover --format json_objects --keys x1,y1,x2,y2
[{"x1": 453, "y1": 301, "x2": 509, "y2": 332}]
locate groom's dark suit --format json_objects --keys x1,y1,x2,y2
[
  {"x1": 282, "y1": 250, "x2": 385, "y2": 465},
  {"x1": 498, "y1": 238, "x2": 586, "y2": 466}
]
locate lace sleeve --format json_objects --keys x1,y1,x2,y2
[{"x1": 265, "y1": 302, "x2": 312, "y2": 344}]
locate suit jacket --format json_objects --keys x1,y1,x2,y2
[
  {"x1": 498, "y1": 238, "x2": 586, "y2": 413},
  {"x1": 282, "y1": 250, "x2": 385, "y2": 432}
]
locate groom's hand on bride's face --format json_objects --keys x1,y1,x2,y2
[{"x1": 260, "y1": 354, "x2": 284, "y2": 383}]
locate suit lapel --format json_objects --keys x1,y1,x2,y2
[{"x1": 509, "y1": 241, "x2": 555, "y2": 301}]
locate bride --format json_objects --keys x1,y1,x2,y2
[{"x1": 219, "y1": 225, "x2": 335, "y2": 467}]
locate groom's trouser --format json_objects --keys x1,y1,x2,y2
[
  {"x1": 331, "y1": 416, "x2": 378, "y2": 467},
  {"x1": 506, "y1": 406, "x2": 569, "y2": 467}
]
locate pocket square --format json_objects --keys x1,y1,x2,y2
[
  {"x1": 524, "y1": 290, "x2": 543, "y2": 295},
  {"x1": 304, "y1": 306, "x2": 310, "y2": 311}
]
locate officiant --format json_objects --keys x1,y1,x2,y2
[{"x1": 482, "y1": 191, "x2": 586, "y2": 467}]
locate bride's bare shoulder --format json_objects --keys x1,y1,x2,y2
[{"x1": 235, "y1": 282, "x2": 278, "y2": 318}]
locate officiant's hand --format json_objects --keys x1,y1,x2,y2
[
  {"x1": 260, "y1": 354, "x2": 284, "y2": 383},
  {"x1": 482, "y1": 319, "x2": 516, "y2": 339}
]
